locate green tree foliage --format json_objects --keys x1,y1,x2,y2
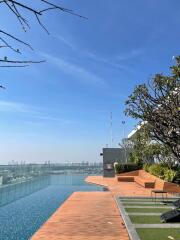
[
  {"x1": 143, "y1": 163, "x2": 177, "y2": 183},
  {"x1": 128, "y1": 128, "x2": 171, "y2": 164},
  {"x1": 125, "y1": 57, "x2": 180, "y2": 161},
  {"x1": 128, "y1": 129, "x2": 150, "y2": 164}
]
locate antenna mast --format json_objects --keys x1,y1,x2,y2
[{"x1": 110, "y1": 112, "x2": 113, "y2": 147}]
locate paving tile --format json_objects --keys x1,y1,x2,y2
[
  {"x1": 31, "y1": 192, "x2": 129, "y2": 240},
  {"x1": 86, "y1": 176, "x2": 157, "y2": 197},
  {"x1": 33, "y1": 174, "x2": 173, "y2": 240}
]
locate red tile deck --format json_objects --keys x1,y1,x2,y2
[
  {"x1": 86, "y1": 175, "x2": 175, "y2": 197},
  {"x1": 32, "y1": 174, "x2": 178, "y2": 240},
  {"x1": 31, "y1": 174, "x2": 176, "y2": 240},
  {"x1": 31, "y1": 191, "x2": 129, "y2": 240},
  {"x1": 86, "y1": 176, "x2": 153, "y2": 197}
]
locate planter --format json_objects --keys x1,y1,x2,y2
[{"x1": 117, "y1": 169, "x2": 180, "y2": 193}]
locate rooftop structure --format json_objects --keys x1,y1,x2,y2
[
  {"x1": 101, "y1": 148, "x2": 126, "y2": 177},
  {"x1": 128, "y1": 121, "x2": 147, "y2": 139}
]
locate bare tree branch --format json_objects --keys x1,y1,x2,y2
[
  {"x1": 0, "y1": 59, "x2": 46, "y2": 64},
  {"x1": 0, "y1": 0, "x2": 85, "y2": 91},
  {"x1": 0, "y1": 29, "x2": 33, "y2": 50},
  {"x1": 0, "y1": 65, "x2": 29, "y2": 67},
  {"x1": 0, "y1": 0, "x2": 86, "y2": 68}
]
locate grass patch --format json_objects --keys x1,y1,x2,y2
[
  {"x1": 129, "y1": 215, "x2": 161, "y2": 224},
  {"x1": 120, "y1": 198, "x2": 177, "y2": 201},
  {"x1": 123, "y1": 203, "x2": 169, "y2": 207},
  {"x1": 136, "y1": 228, "x2": 180, "y2": 240},
  {"x1": 125, "y1": 207, "x2": 172, "y2": 213},
  {"x1": 121, "y1": 199, "x2": 174, "y2": 203},
  {"x1": 121, "y1": 199, "x2": 152, "y2": 201},
  {"x1": 121, "y1": 198, "x2": 162, "y2": 202}
]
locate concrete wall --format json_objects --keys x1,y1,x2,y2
[{"x1": 102, "y1": 148, "x2": 126, "y2": 177}]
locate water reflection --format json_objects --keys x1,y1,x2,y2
[
  {"x1": 0, "y1": 174, "x2": 104, "y2": 240},
  {"x1": 0, "y1": 174, "x2": 106, "y2": 207},
  {"x1": 0, "y1": 175, "x2": 50, "y2": 207}
]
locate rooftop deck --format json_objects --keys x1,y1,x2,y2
[
  {"x1": 31, "y1": 175, "x2": 160, "y2": 240},
  {"x1": 86, "y1": 176, "x2": 153, "y2": 197},
  {"x1": 31, "y1": 191, "x2": 129, "y2": 240}
]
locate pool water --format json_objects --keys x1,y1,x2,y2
[{"x1": 0, "y1": 174, "x2": 104, "y2": 240}]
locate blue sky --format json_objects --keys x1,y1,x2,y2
[{"x1": 0, "y1": 0, "x2": 180, "y2": 164}]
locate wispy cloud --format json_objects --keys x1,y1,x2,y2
[
  {"x1": 0, "y1": 101, "x2": 71, "y2": 125},
  {"x1": 86, "y1": 52, "x2": 132, "y2": 72},
  {"x1": 116, "y1": 48, "x2": 144, "y2": 61},
  {"x1": 30, "y1": 115, "x2": 72, "y2": 124},
  {"x1": 43, "y1": 53, "x2": 107, "y2": 87},
  {"x1": 55, "y1": 34, "x2": 140, "y2": 73},
  {"x1": 0, "y1": 101, "x2": 36, "y2": 114},
  {"x1": 87, "y1": 47, "x2": 144, "y2": 70},
  {"x1": 57, "y1": 35, "x2": 76, "y2": 51}
]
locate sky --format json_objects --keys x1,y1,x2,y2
[{"x1": 0, "y1": 0, "x2": 180, "y2": 164}]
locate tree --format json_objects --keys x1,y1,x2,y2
[
  {"x1": 125, "y1": 56, "x2": 180, "y2": 162},
  {"x1": 128, "y1": 128, "x2": 150, "y2": 164},
  {"x1": 128, "y1": 127, "x2": 174, "y2": 167},
  {"x1": 0, "y1": 1, "x2": 85, "y2": 68},
  {"x1": 119, "y1": 138, "x2": 134, "y2": 163}
]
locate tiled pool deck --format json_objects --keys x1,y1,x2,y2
[
  {"x1": 31, "y1": 191, "x2": 129, "y2": 240},
  {"x1": 86, "y1": 176, "x2": 153, "y2": 196},
  {"x1": 31, "y1": 176, "x2": 173, "y2": 240}
]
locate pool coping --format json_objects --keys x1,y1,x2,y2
[{"x1": 115, "y1": 196, "x2": 141, "y2": 240}]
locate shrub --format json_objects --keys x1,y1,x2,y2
[
  {"x1": 115, "y1": 163, "x2": 140, "y2": 174},
  {"x1": 173, "y1": 168, "x2": 180, "y2": 183},
  {"x1": 143, "y1": 163, "x2": 178, "y2": 183},
  {"x1": 148, "y1": 164, "x2": 165, "y2": 179},
  {"x1": 164, "y1": 169, "x2": 177, "y2": 182},
  {"x1": 143, "y1": 163, "x2": 151, "y2": 172}
]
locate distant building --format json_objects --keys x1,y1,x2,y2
[{"x1": 100, "y1": 148, "x2": 126, "y2": 177}]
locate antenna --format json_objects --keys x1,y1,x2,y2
[
  {"x1": 122, "y1": 120, "x2": 127, "y2": 163},
  {"x1": 110, "y1": 112, "x2": 113, "y2": 147}
]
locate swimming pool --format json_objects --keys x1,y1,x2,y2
[{"x1": 0, "y1": 174, "x2": 104, "y2": 240}]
